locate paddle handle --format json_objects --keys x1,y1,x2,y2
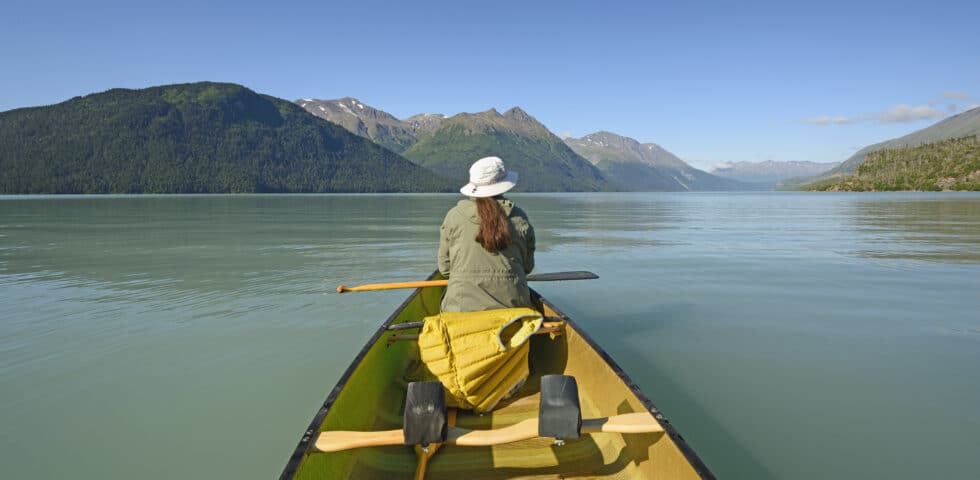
[
  {"x1": 582, "y1": 412, "x2": 664, "y2": 434},
  {"x1": 315, "y1": 428, "x2": 405, "y2": 452}
]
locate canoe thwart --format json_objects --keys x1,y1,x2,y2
[
  {"x1": 387, "y1": 321, "x2": 564, "y2": 344},
  {"x1": 312, "y1": 412, "x2": 663, "y2": 453},
  {"x1": 387, "y1": 321, "x2": 425, "y2": 331},
  {"x1": 387, "y1": 317, "x2": 565, "y2": 332}
]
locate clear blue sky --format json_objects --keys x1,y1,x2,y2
[{"x1": 3, "y1": 0, "x2": 978, "y2": 170}]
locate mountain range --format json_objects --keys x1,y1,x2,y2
[
  {"x1": 401, "y1": 107, "x2": 615, "y2": 192},
  {"x1": 299, "y1": 97, "x2": 746, "y2": 191},
  {"x1": 300, "y1": 97, "x2": 612, "y2": 191},
  {"x1": 563, "y1": 131, "x2": 746, "y2": 191},
  {"x1": 14, "y1": 81, "x2": 946, "y2": 194}
]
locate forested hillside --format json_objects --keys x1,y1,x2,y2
[
  {"x1": 817, "y1": 136, "x2": 980, "y2": 191},
  {"x1": 0, "y1": 83, "x2": 451, "y2": 193}
]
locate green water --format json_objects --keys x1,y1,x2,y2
[{"x1": 1, "y1": 193, "x2": 979, "y2": 479}]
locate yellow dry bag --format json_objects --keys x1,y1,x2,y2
[{"x1": 418, "y1": 308, "x2": 543, "y2": 413}]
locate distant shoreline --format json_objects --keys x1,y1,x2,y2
[{"x1": 4, "y1": 191, "x2": 980, "y2": 199}]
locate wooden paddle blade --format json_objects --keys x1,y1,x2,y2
[
  {"x1": 312, "y1": 412, "x2": 663, "y2": 453},
  {"x1": 413, "y1": 409, "x2": 456, "y2": 480},
  {"x1": 526, "y1": 271, "x2": 598, "y2": 282}
]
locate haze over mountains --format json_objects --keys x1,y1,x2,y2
[
  {"x1": 299, "y1": 97, "x2": 749, "y2": 191},
  {"x1": 563, "y1": 131, "x2": 745, "y2": 191},
  {"x1": 710, "y1": 161, "x2": 838, "y2": 189}
]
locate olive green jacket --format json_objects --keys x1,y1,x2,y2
[{"x1": 438, "y1": 198, "x2": 535, "y2": 312}]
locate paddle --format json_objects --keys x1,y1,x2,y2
[
  {"x1": 413, "y1": 408, "x2": 456, "y2": 480},
  {"x1": 386, "y1": 321, "x2": 564, "y2": 344},
  {"x1": 337, "y1": 271, "x2": 598, "y2": 294},
  {"x1": 313, "y1": 412, "x2": 663, "y2": 452}
]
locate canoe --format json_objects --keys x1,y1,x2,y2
[{"x1": 280, "y1": 273, "x2": 714, "y2": 479}]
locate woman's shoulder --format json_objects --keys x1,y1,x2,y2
[{"x1": 443, "y1": 199, "x2": 475, "y2": 224}]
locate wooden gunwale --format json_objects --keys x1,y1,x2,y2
[{"x1": 279, "y1": 273, "x2": 431, "y2": 480}]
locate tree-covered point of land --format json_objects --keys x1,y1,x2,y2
[
  {"x1": 816, "y1": 135, "x2": 980, "y2": 192},
  {"x1": 0, "y1": 82, "x2": 452, "y2": 193}
]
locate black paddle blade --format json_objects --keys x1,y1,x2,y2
[
  {"x1": 403, "y1": 381, "x2": 447, "y2": 447},
  {"x1": 538, "y1": 375, "x2": 582, "y2": 440},
  {"x1": 526, "y1": 271, "x2": 599, "y2": 282}
]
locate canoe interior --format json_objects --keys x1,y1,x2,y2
[{"x1": 283, "y1": 279, "x2": 712, "y2": 479}]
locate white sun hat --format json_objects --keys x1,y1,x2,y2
[{"x1": 460, "y1": 156, "x2": 519, "y2": 198}]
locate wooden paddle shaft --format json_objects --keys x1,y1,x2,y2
[
  {"x1": 313, "y1": 412, "x2": 663, "y2": 453},
  {"x1": 337, "y1": 271, "x2": 598, "y2": 294},
  {"x1": 338, "y1": 280, "x2": 447, "y2": 293},
  {"x1": 414, "y1": 408, "x2": 457, "y2": 480}
]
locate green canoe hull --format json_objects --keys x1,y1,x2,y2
[{"x1": 281, "y1": 274, "x2": 714, "y2": 479}]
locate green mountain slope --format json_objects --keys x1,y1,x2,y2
[
  {"x1": 831, "y1": 107, "x2": 980, "y2": 176},
  {"x1": 815, "y1": 135, "x2": 980, "y2": 191},
  {"x1": 0, "y1": 82, "x2": 451, "y2": 193},
  {"x1": 564, "y1": 131, "x2": 748, "y2": 191},
  {"x1": 783, "y1": 106, "x2": 980, "y2": 191},
  {"x1": 402, "y1": 108, "x2": 615, "y2": 192}
]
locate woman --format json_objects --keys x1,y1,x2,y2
[{"x1": 438, "y1": 156, "x2": 535, "y2": 312}]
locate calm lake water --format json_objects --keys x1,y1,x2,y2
[{"x1": 2, "y1": 193, "x2": 979, "y2": 479}]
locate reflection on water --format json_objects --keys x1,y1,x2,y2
[
  {"x1": 1, "y1": 193, "x2": 979, "y2": 480},
  {"x1": 529, "y1": 194, "x2": 683, "y2": 250},
  {"x1": 0, "y1": 195, "x2": 447, "y2": 290},
  {"x1": 848, "y1": 196, "x2": 980, "y2": 262}
]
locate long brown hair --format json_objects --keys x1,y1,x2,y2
[{"x1": 475, "y1": 196, "x2": 511, "y2": 252}]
